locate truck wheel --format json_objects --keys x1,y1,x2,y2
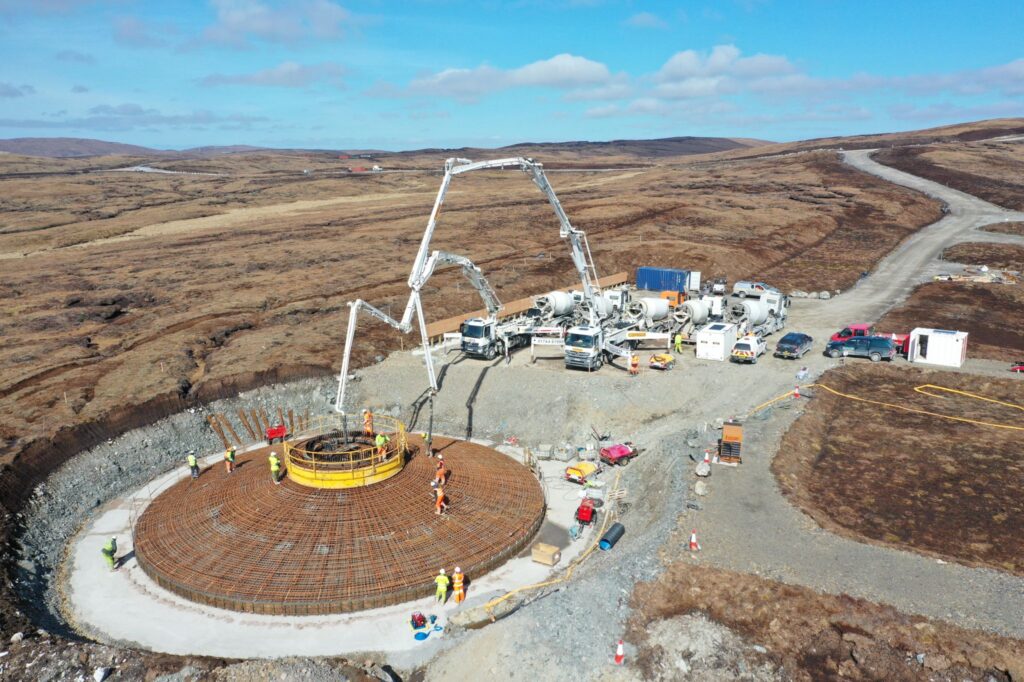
[
  {"x1": 828, "y1": 349, "x2": 841, "y2": 359},
  {"x1": 869, "y1": 352, "x2": 881, "y2": 362},
  {"x1": 485, "y1": 346, "x2": 497, "y2": 360},
  {"x1": 594, "y1": 357, "x2": 603, "y2": 371}
]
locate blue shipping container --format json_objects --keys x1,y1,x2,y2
[{"x1": 636, "y1": 267, "x2": 689, "y2": 292}]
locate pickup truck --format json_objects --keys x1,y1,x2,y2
[
  {"x1": 831, "y1": 324, "x2": 909, "y2": 355},
  {"x1": 730, "y1": 335, "x2": 767, "y2": 363}
]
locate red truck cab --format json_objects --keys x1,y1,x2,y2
[
  {"x1": 831, "y1": 324, "x2": 874, "y2": 342},
  {"x1": 831, "y1": 324, "x2": 909, "y2": 355}
]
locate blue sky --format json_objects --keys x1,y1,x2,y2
[{"x1": 1, "y1": 0, "x2": 1022, "y2": 150}]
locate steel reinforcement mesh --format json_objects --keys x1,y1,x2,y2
[{"x1": 133, "y1": 435, "x2": 546, "y2": 615}]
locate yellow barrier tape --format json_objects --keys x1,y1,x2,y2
[{"x1": 751, "y1": 383, "x2": 1024, "y2": 432}]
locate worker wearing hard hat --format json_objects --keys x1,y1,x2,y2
[
  {"x1": 674, "y1": 332, "x2": 684, "y2": 354},
  {"x1": 434, "y1": 455, "x2": 448, "y2": 486},
  {"x1": 629, "y1": 354, "x2": 640, "y2": 377},
  {"x1": 375, "y1": 431, "x2": 390, "y2": 457},
  {"x1": 362, "y1": 409, "x2": 374, "y2": 436},
  {"x1": 451, "y1": 566, "x2": 466, "y2": 604},
  {"x1": 101, "y1": 536, "x2": 118, "y2": 571},
  {"x1": 186, "y1": 451, "x2": 199, "y2": 479},
  {"x1": 434, "y1": 569, "x2": 450, "y2": 603},
  {"x1": 268, "y1": 451, "x2": 282, "y2": 484},
  {"x1": 224, "y1": 446, "x2": 237, "y2": 474}
]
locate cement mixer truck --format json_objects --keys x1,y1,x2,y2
[{"x1": 725, "y1": 289, "x2": 789, "y2": 337}]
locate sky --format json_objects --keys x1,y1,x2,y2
[{"x1": 0, "y1": 0, "x2": 1022, "y2": 150}]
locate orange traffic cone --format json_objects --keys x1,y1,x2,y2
[
  {"x1": 793, "y1": 385, "x2": 801, "y2": 399},
  {"x1": 703, "y1": 450, "x2": 710, "y2": 464},
  {"x1": 614, "y1": 640, "x2": 625, "y2": 665},
  {"x1": 689, "y1": 530, "x2": 701, "y2": 551}
]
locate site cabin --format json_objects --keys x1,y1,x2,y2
[
  {"x1": 695, "y1": 322, "x2": 739, "y2": 361},
  {"x1": 908, "y1": 328, "x2": 968, "y2": 368}
]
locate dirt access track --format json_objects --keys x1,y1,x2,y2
[{"x1": 2, "y1": 122, "x2": 1024, "y2": 680}]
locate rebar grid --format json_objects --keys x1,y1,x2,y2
[{"x1": 133, "y1": 435, "x2": 545, "y2": 615}]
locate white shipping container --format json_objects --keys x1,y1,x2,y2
[
  {"x1": 908, "y1": 328, "x2": 968, "y2": 368},
  {"x1": 694, "y1": 322, "x2": 739, "y2": 362}
]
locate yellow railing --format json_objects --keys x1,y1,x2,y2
[{"x1": 284, "y1": 414, "x2": 408, "y2": 489}]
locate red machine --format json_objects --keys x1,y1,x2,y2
[
  {"x1": 266, "y1": 423, "x2": 287, "y2": 444},
  {"x1": 1011, "y1": 361, "x2": 1024, "y2": 373},
  {"x1": 575, "y1": 498, "x2": 596, "y2": 525},
  {"x1": 599, "y1": 443, "x2": 638, "y2": 467}
]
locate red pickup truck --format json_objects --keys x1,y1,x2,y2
[{"x1": 831, "y1": 324, "x2": 909, "y2": 355}]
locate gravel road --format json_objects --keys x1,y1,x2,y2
[
  {"x1": 694, "y1": 150, "x2": 1024, "y2": 638},
  {"x1": 14, "y1": 147, "x2": 1024, "y2": 677}
]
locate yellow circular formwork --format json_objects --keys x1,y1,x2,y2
[{"x1": 284, "y1": 414, "x2": 408, "y2": 489}]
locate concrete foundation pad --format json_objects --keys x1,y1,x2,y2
[{"x1": 64, "y1": 446, "x2": 593, "y2": 661}]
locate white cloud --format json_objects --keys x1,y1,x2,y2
[
  {"x1": 0, "y1": 83, "x2": 35, "y2": 98},
  {"x1": 201, "y1": 61, "x2": 347, "y2": 88},
  {"x1": 408, "y1": 54, "x2": 612, "y2": 100},
  {"x1": 654, "y1": 44, "x2": 799, "y2": 99},
  {"x1": 889, "y1": 100, "x2": 1024, "y2": 122},
  {"x1": 624, "y1": 12, "x2": 667, "y2": 29},
  {"x1": 200, "y1": 0, "x2": 352, "y2": 47},
  {"x1": 55, "y1": 49, "x2": 96, "y2": 64},
  {"x1": 0, "y1": 103, "x2": 266, "y2": 131},
  {"x1": 113, "y1": 16, "x2": 167, "y2": 48}
]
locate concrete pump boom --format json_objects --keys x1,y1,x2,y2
[{"x1": 334, "y1": 156, "x2": 601, "y2": 414}]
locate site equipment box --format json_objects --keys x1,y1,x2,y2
[
  {"x1": 531, "y1": 542, "x2": 562, "y2": 566},
  {"x1": 695, "y1": 322, "x2": 739, "y2": 361},
  {"x1": 908, "y1": 328, "x2": 968, "y2": 368},
  {"x1": 719, "y1": 421, "x2": 743, "y2": 464}
]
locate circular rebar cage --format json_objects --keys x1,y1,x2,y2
[{"x1": 132, "y1": 434, "x2": 546, "y2": 615}]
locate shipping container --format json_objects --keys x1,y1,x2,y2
[{"x1": 636, "y1": 267, "x2": 691, "y2": 292}]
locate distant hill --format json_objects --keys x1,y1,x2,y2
[
  {"x1": 0, "y1": 137, "x2": 164, "y2": 158},
  {"x1": 408, "y1": 136, "x2": 769, "y2": 160},
  {"x1": 0, "y1": 135, "x2": 768, "y2": 160}
]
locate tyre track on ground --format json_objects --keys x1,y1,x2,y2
[{"x1": 696, "y1": 149, "x2": 1024, "y2": 638}]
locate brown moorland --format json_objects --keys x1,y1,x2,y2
[
  {"x1": 773, "y1": 364, "x2": 1024, "y2": 575},
  {"x1": 983, "y1": 221, "x2": 1024, "y2": 236},
  {"x1": 630, "y1": 566, "x2": 1024, "y2": 681},
  {"x1": 941, "y1": 241, "x2": 1024, "y2": 272},
  {"x1": 0, "y1": 147, "x2": 941, "y2": 497},
  {"x1": 873, "y1": 138, "x2": 1024, "y2": 211},
  {"x1": 878, "y1": 241, "x2": 1024, "y2": 360}
]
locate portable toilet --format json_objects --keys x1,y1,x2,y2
[
  {"x1": 695, "y1": 322, "x2": 739, "y2": 361},
  {"x1": 907, "y1": 328, "x2": 968, "y2": 368}
]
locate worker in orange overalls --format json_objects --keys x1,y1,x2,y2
[
  {"x1": 629, "y1": 353, "x2": 640, "y2": 377},
  {"x1": 451, "y1": 566, "x2": 466, "y2": 604},
  {"x1": 435, "y1": 455, "x2": 448, "y2": 486},
  {"x1": 434, "y1": 483, "x2": 448, "y2": 515},
  {"x1": 362, "y1": 409, "x2": 374, "y2": 436}
]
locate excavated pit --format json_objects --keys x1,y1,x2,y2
[{"x1": 132, "y1": 434, "x2": 545, "y2": 615}]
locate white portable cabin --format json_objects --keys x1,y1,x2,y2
[
  {"x1": 695, "y1": 322, "x2": 739, "y2": 361},
  {"x1": 907, "y1": 328, "x2": 968, "y2": 368}
]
